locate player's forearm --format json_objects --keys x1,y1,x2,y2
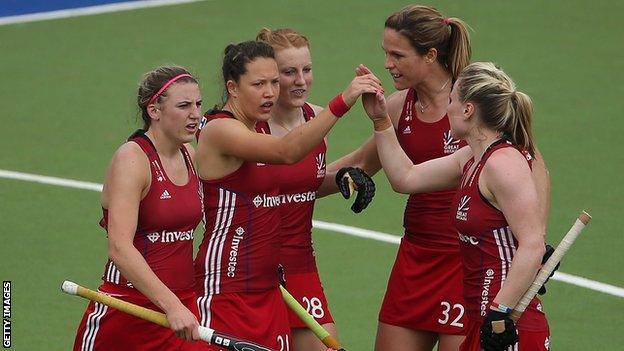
[
  {"x1": 493, "y1": 241, "x2": 545, "y2": 308},
  {"x1": 350, "y1": 135, "x2": 383, "y2": 176},
  {"x1": 327, "y1": 136, "x2": 382, "y2": 176},
  {"x1": 316, "y1": 172, "x2": 339, "y2": 197},
  {"x1": 319, "y1": 139, "x2": 382, "y2": 198},
  {"x1": 108, "y1": 241, "x2": 181, "y2": 312},
  {"x1": 327, "y1": 151, "x2": 360, "y2": 175},
  {"x1": 280, "y1": 110, "x2": 339, "y2": 164},
  {"x1": 374, "y1": 124, "x2": 414, "y2": 194},
  {"x1": 317, "y1": 150, "x2": 367, "y2": 197}
]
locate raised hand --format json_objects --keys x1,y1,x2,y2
[
  {"x1": 356, "y1": 64, "x2": 372, "y2": 77},
  {"x1": 363, "y1": 90, "x2": 389, "y2": 123},
  {"x1": 341, "y1": 71, "x2": 384, "y2": 107},
  {"x1": 355, "y1": 65, "x2": 389, "y2": 122}
]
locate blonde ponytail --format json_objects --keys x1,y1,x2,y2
[
  {"x1": 458, "y1": 62, "x2": 536, "y2": 156},
  {"x1": 508, "y1": 91, "x2": 535, "y2": 156}
]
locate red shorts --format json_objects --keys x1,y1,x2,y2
[
  {"x1": 197, "y1": 287, "x2": 291, "y2": 351},
  {"x1": 73, "y1": 284, "x2": 209, "y2": 351},
  {"x1": 460, "y1": 319, "x2": 551, "y2": 351},
  {"x1": 283, "y1": 271, "x2": 334, "y2": 328},
  {"x1": 379, "y1": 237, "x2": 467, "y2": 334}
]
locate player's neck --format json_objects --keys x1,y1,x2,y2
[
  {"x1": 145, "y1": 128, "x2": 179, "y2": 158},
  {"x1": 467, "y1": 127, "x2": 503, "y2": 163},
  {"x1": 271, "y1": 103, "x2": 304, "y2": 131},
  {"x1": 223, "y1": 100, "x2": 255, "y2": 130},
  {"x1": 413, "y1": 66, "x2": 452, "y2": 110}
]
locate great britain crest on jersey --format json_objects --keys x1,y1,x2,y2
[
  {"x1": 443, "y1": 130, "x2": 461, "y2": 154},
  {"x1": 315, "y1": 153, "x2": 326, "y2": 178},
  {"x1": 456, "y1": 195, "x2": 470, "y2": 221}
]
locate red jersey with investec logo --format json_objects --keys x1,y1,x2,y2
[
  {"x1": 451, "y1": 141, "x2": 548, "y2": 331},
  {"x1": 99, "y1": 131, "x2": 202, "y2": 292},
  {"x1": 256, "y1": 103, "x2": 327, "y2": 273},
  {"x1": 195, "y1": 110, "x2": 282, "y2": 295},
  {"x1": 396, "y1": 89, "x2": 467, "y2": 248}
]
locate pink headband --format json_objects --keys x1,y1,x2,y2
[
  {"x1": 147, "y1": 73, "x2": 193, "y2": 105},
  {"x1": 442, "y1": 17, "x2": 450, "y2": 25}
]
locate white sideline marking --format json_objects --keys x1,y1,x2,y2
[
  {"x1": 313, "y1": 220, "x2": 400, "y2": 244},
  {"x1": 0, "y1": 169, "x2": 103, "y2": 192},
  {"x1": 2, "y1": 168, "x2": 623, "y2": 299},
  {"x1": 553, "y1": 272, "x2": 624, "y2": 298},
  {"x1": 312, "y1": 220, "x2": 624, "y2": 298},
  {"x1": 0, "y1": 0, "x2": 206, "y2": 26}
]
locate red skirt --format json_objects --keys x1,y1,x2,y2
[
  {"x1": 379, "y1": 237, "x2": 467, "y2": 334},
  {"x1": 197, "y1": 287, "x2": 291, "y2": 351},
  {"x1": 73, "y1": 283, "x2": 209, "y2": 351}
]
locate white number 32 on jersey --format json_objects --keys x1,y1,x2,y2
[{"x1": 438, "y1": 301, "x2": 465, "y2": 327}]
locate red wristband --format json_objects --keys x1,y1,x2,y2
[{"x1": 328, "y1": 93, "x2": 350, "y2": 118}]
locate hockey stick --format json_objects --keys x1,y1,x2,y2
[
  {"x1": 61, "y1": 281, "x2": 274, "y2": 351},
  {"x1": 491, "y1": 211, "x2": 592, "y2": 332},
  {"x1": 279, "y1": 286, "x2": 344, "y2": 351}
]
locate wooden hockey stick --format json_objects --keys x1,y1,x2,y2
[
  {"x1": 62, "y1": 281, "x2": 274, "y2": 351},
  {"x1": 492, "y1": 211, "x2": 591, "y2": 332}
]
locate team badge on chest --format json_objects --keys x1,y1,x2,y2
[
  {"x1": 443, "y1": 130, "x2": 461, "y2": 154},
  {"x1": 455, "y1": 195, "x2": 470, "y2": 221},
  {"x1": 315, "y1": 153, "x2": 326, "y2": 179}
]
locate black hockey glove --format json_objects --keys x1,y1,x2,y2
[
  {"x1": 538, "y1": 243, "x2": 560, "y2": 295},
  {"x1": 480, "y1": 309, "x2": 518, "y2": 351},
  {"x1": 335, "y1": 167, "x2": 375, "y2": 213}
]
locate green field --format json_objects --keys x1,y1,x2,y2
[{"x1": 1, "y1": 0, "x2": 623, "y2": 349}]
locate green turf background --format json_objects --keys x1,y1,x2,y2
[{"x1": 1, "y1": 0, "x2": 623, "y2": 349}]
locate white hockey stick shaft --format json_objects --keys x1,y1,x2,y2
[{"x1": 510, "y1": 211, "x2": 591, "y2": 321}]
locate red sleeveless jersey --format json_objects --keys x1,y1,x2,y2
[
  {"x1": 452, "y1": 141, "x2": 548, "y2": 331},
  {"x1": 195, "y1": 110, "x2": 282, "y2": 295},
  {"x1": 396, "y1": 88, "x2": 467, "y2": 248},
  {"x1": 255, "y1": 103, "x2": 327, "y2": 273},
  {"x1": 99, "y1": 131, "x2": 202, "y2": 292}
]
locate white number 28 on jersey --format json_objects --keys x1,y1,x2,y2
[{"x1": 302, "y1": 296, "x2": 325, "y2": 319}]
